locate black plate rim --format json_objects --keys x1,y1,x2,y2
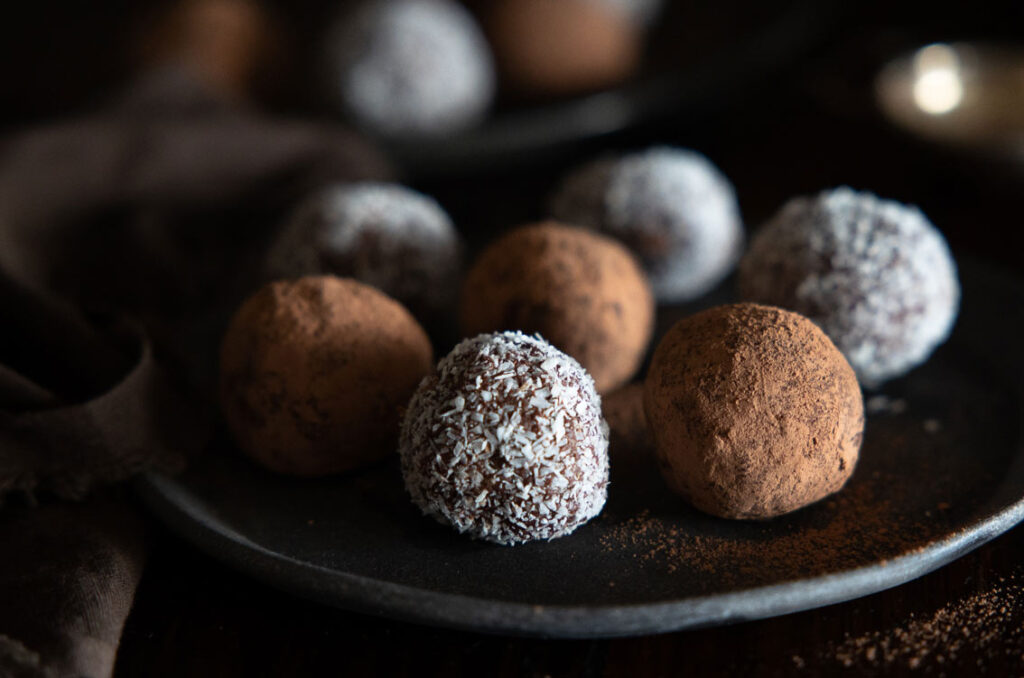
[{"x1": 135, "y1": 470, "x2": 1024, "y2": 638}]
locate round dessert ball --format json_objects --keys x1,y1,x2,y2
[
  {"x1": 738, "y1": 187, "x2": 960, "y2": 387},
  {"x1": 549, "y1": 147, "x2": 744, "y2": 303},
  {"x1": 602, "y1": 382, "x2": 654, "y2": 460},
  {"x1": 399, "y1": 331, "x2": 609, "y2": 544},
  {"x1": 220, "y1": 276, "x2": 433, "y2": 476},
  {"x1": 266, "y1": 183, "x2": 462, "y2": 325},
  {"x1": 644, "y1": 303, "x2": 864, "y2": 520},
  {"x1": 485, "y1": 0, "x2": 641, "y2": 97},
  {"x1": 139, "y1": 0, "x2": 281, "y2": 101},
  {"x1": 460, "y1": 221, "x2": 654, "y2": 394},
  {"x1": 323, "y1": 0, "x2": 495, "y2": 136}
]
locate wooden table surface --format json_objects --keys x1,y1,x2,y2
[{"x1": 93, "y1": 2, "x2": 1023, "y2": 675}]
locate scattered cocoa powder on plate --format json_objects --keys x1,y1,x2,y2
[
  {"x1": 815, "y1": 573, "x2": 1024, "y2": 672},
  {"x1": 599, "y1": 477, "x2": 924, "y2": 583}
]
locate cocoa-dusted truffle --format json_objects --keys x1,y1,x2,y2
[
  {"x1": 139, "y1": 0, "x2": 281, "y2": 101},
  {"x1": 485, "y1": 0, "x2": 641, "y2": 97},
  {"x1": 738, "y1": 187, "x2": 960, "y2": 387},
  {"x1": 602, "y1": 382, "x2": 653, "y2": 460},
  {"x1": 220, "y1": 276, "x2": 433, "y2": 476},
  {"x1": 399, "y1": 331, "x2": 609, "y2": 545},
  {"x1": 549, "y1": 147, "x2": 744, "y2": 302},
  {"x1": 323, "y1": 0, "x2": 495, "y2": 136},
  {"x1": 266, "y1": 183, "x2": 462, "y2": 325},
  {"x1": 460, "y1": 222, "x2": 654, "y2": 394},
  {"x1": 644, "y1": 303, "x2": 864, "y2": 520}
]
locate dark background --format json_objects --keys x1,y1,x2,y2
[
  {"x1": 4, "y1": 1, "x2": 1024, "y2": 675},
  {"x1": 3, "y1": 0, "x2": 1023, "y2": 272}
]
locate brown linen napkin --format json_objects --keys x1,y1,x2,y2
[
  {"x1": 0, "y1": 68, "x2": 392, "y2": 677},
  {"x1": 0, "y1": 497, "x2": 146, "y2": 678}
]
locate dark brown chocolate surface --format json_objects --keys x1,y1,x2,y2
[
  {"x1": 645, "y1": 304, "x2": 863, "y2": 520},
  {"x1": 220, "y1": 276, "x2": 433, "y2": 476}
]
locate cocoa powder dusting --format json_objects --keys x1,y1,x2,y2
[
  {"x1": 644, "y1": 303, "x2": 864, "y2": 520},
  {"x1": 460, "y1": 221, "x2": 654, "y2": 394},
  {"x1": 597, "y1": 376, "x2": 1005, "y2": 592},
  {"x1": 815, "y1": 573, "x2": 1024, "y2": 672},
  {"x1": 220, "y1": 276, "x2": 433, "y2": 476},
  {"x1": 599, "y1": 475, "x2": 917, "y2": 582}
]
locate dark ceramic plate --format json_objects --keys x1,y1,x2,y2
[
  {"x1": 137, "y1": 262, "x2": 1024, "y2": 638},
  {"x1": 382, "y1": 0, "x2": 840, "y2": 175}
]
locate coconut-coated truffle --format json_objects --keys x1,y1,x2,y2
[
  {"x1": 220, "y1": 276, "x2": 433, "y2": 476},
  {"x1": 738, "y1": 187, "x2": 960, "y2": 387},
  {"x1": 460, "y1": 222, "x2": 654, "y2": 394},
  {"x1": 549, "y1": 147, "x2": 744, "y2": 302},
  {"x1": 399, "y1": 331, "x2": 609, "y2": 545},
  {"x1": 266, "y1": 183, "x2": 462, "y2": 325},
  {"x1": 323, "y1": 0, "x2": 495, "y2": 136},
  {"x1": 644, "y1": 303, "x2": 864, "y2": 520},
  {"x1": 485, "y1": 0, "x2": 641, "y2": 97}
]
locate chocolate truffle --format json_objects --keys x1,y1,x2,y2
[
  {"x1": 549, "y1": 147, "x2": 744, "y2": 302},
  {"x1": 602, "y1": 382, "x2": 653, "y2": 460},
  {"x1": 485, "y1": 0, "x2": 641, "y2": 96},
  {"x1": 460, "y1": 222, "x2": 654, "y2": 394},
  {"x1": 323, "y1": 0, "x2": 495, "y2": 136},
  {"x1": 220, "y1": 276, "x2": 433, "y2": 476},
  {"x1": 738, "y1": 187, "x2": 960, "y2": 387},
  {"x1": 399, "y1": 331, "x2": 609, "y2": 544},
  {"x1": 139, "y1": 0, "x2": 281, "y2": 100},
  {"x1": 266, "y1": 183, "x2": 462, "y2": 325},
  {"x1": 644, "y1": 303, "x2": 864, "y2": 520}
]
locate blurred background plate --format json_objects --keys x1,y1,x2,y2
[
  {"x1": 0, "y1": 0, "x2": 839, "y2": 177},
  {"x1": 383, "y1": 0, "x2": 841, "y2": 174},
  {"x1": 136, "y1": 260, "x2": 1024, "y2": 638}
]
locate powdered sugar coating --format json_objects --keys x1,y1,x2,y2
[
  {"x1": 399, "y1": 331, "x2": 610, "y2": 545},
  {"x1": 324, "y1": 0, "x2": 495, "y2": 136},
  {"x1": 738, "y1": 187, "x2": 960, "y2": 387},
  {"x1": 549, "y1": 147, "x2": 744, "y2": 302},
  {"x1": 266, "y1": 183, "x2": 462, "y2": 320}
]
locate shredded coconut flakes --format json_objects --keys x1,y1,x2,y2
[
  {"x1": 399, "y1": 331, "x2": 610, "y2": 545},
  {"x1": 739, "y1": 187, "x2": 960, "y2": 387},
  {"x1": 323, "y1": 0, "x2": 495, "y2": 136},
  {"x1": 266, "y1": 182, "x2": 462, "y2": 316},
  {"x1": 549, "y1": 146, "x2": 744, "y2": 302}
]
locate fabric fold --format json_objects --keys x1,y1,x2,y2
[{"x1": 0, "y1": 68, "x2": 392, "y2": 677}]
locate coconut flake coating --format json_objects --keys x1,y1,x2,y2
[
  {"x1": 738, "y1": 187, "x2": 960, "y2": 387},
  {"x1": 267, "y1": 183, "x2": 462, "y2": 323},
  {"x1": 399, "y1": 331, "x2": 610, "y2": 545},
  {"x1": 549, "y1": 146, "x2": 744, "y2": 302},
  {"x1": 324, "y1": 0, "x2": 495, "y2": 136}
]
